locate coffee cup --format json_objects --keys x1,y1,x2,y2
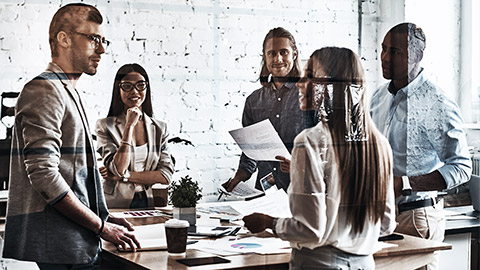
[
  {"x1": 164, "y1": 219, "x2": 189, "y2": 255},
  {"x1": 152, "y1": 184, "x2": 168, "y2": 207}
]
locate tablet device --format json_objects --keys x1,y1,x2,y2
[
  {"x1": 260, "y1": 172, "x2": 275, "y2": 192},
  {"x1": 177, "y1": 256, "x2": 231, "y2": 266},
  {"x1": 378, "y1": 233, "x2": 404, "y2": 241}
]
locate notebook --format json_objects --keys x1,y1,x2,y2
[{"x1": 118, "y1": 223, "x2": 167, "y2": 251}]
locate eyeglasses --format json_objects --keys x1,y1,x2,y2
[
  {"x1": 71, "y1": 32, "x2": 110, "y2": 50},
  {"x1": 119, "y1": 81, "x2": 148, "y2": 92}
]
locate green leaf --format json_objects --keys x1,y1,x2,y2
[{"x1": 168, "y1": 175, "x2": 203, "y2": 207}]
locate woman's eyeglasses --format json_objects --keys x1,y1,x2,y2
[{"x1": 119, "y1": 81, "x2": 148, "y2": 92}]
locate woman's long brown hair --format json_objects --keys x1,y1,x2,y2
[{"x1": 311, "y1": 47, "x2": 391, "y2": 234}]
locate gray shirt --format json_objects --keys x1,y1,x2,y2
[{"x1": 238, "y1": 81, "x2": 316, "y2": 191}]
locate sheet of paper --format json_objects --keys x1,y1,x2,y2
[
  {"x1": 443, "y1": 209, "x2": 478, "y2": 220},
  {"x1": 197, "y1": 205, "x2": 242, "y2": 217},
  {"x1": 189, "y1": 239, "x2": 239, "y2": 256},
  {"x1": 0, "y1": 190, "x2": 8, "y2": 200},
  {"x1": 216, "y1": 181, "x2": 264, "y2": 200},
  {"x1": 120, "y1": 224, "x2": 167, "y2": 251},
  {"x1": 231, "y1": 181, "x2": 264, "y2": 197},
  {"x1": 229, "y1": 119, "x2": 291, "y2": 161},
  {"x1": 230, "y1": 189, "x2": 292, "y2": 218},
  {"x1": 191, "y1": 236, "x2": 291, "y2": 255},
  {"x1": 446, "y1": 215, "x2": 478, "y2": 220}
]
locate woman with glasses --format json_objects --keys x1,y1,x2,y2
[
  {"x1": 95, "y1": 63, "x2": 174, "y2": 209},
  {"x1": 243, "y1": 47, "x2": 396, "y2": 269}
]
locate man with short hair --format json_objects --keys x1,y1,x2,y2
[
  {"x1": 370, "y1": 22, "x2": 472, "y2": 270},
  {"x1": 3, "y1": 3, "x2": 140, "y2": 269}
]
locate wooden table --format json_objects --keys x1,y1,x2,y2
[
  {"x1": 102, "y1": 213, "x2": 451, "y2": 270},
  {"x1": 374, "y1": 234, "x2": 451, "y2": 270}
]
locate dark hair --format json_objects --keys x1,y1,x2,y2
[
  {"x1": 310, "y1": 47, "x2": 390, "y2": 234},
  {"x1": 107, "y1": 63, "x2": 153, "y2": 117},
  {"x1": 388, "y1": 22, "x2": 426, "y2": 57},
  {"x1": 259, "y1": 27, "x2": 301, "y2": 86},
  {"x1": 49, "y1": 3, "x2": 103, "y2": 58}
]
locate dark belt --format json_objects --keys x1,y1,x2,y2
[
  {"x1": 398, "y1": 198, "x2": 438, "y2": 213},
  {"x1": 133, "y1": 191, "x2": 148, "y2": 200}
]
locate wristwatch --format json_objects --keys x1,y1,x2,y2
[
  {"x1": 401, "y1": 175, "x2": 412, "y2": 196},
  {"x1": 122, "y1": 170, "x2": 131, "y2": 182},
  {"x1": 271, "y1": 218, "x2": 278, "y2": 236}
]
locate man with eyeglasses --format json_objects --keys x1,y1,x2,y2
[
  {"x1": 3, "y1": 3, "x2": 140, "y2": 269},
  {"x1": 370, "y1": 22, "x2": 472, "y2": 270}
]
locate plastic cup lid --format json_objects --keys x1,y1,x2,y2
[{"x1": 165, "y1": 219, "x2": 189, "y2": 228}]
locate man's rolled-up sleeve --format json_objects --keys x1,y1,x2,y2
[
  {"x1": 433, "y1": 99, "x2": 472, "y2": 189},
  {"x1": 17, "y1": 79, "x2": 71, "y2": 204}
]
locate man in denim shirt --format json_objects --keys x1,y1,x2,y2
[
  {"x1": 370, "y1": 22, "x2": 472, "y2": 270},
  {"x1": 224, "y1": 27, "x2": 315, "y2": 192}
]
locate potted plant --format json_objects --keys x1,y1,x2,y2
[{"x1": 169, "y1": 175, "x2": 202, "y2": 226}]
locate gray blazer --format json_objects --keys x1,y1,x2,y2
[
  {"x1": 3, "y1": 63, "x2": 108, "y2": 264},
  {"x1": 95, "y1": 113, "x2": 174, "y2": 208}
]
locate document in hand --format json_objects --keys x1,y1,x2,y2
[
  {"x1": 229, "y1": 119, "x2": 291, "y2": 161},
  {"x1": 118, "y1": 223, "x2": 167, "y2": 251}
]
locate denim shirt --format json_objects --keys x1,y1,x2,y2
[
  {"x1": 238, "y1": 81, "x2": 316, "y2": 191},
  {"x1": 370, "y1": 69, "x2": 472, "y2": 203}
]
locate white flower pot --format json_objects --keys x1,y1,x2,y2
[{"x1": 173, "y1": 207, "x2": 196, "y2": 226}]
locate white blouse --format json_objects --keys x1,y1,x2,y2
[
  {"x1": 133, "y1": 144, "x2": 148, "y2": 192},
  {"x1": 275, "y1": 123, "x2": 396, "y2": 255}
]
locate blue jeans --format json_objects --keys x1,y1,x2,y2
[
  {"x1": 289, "y1": 246, "x2": 374, "y2": 270},
  {"x1": 36, "y1": 250, "x2": 101, "y2": 270}
]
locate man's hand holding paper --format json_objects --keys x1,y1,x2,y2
[{"x1": 229, "y1": 119, "x2": 291, "y2": 161}]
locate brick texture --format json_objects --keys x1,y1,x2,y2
[{"x1": 0, "y1": 0, "x2": 386, "y2": 201}]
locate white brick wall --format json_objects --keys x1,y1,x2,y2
[{"x1": 0, "y1": 0, "x2": 392, "y2": 201}]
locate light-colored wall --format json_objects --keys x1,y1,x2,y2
[
  {"x1": 1, "y1": 0, "x2": 388, "y2": 200},
  {"x1": 405, "y1": 0, "x2": 461, "y2": 103},
  {"x1": 10, "y1": 0, "x2": 471, "y2": 201}
]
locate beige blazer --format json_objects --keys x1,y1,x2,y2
[
  {"x1": 95, "y1": 113, "x2": 174, "y2": 208},
  {"x1": 4, "y1": 63, "x2": 108, "y2": 263}
]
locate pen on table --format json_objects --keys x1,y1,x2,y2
[{"x1": 229, "y1": 227, "x2": 241, "y2": 236}]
